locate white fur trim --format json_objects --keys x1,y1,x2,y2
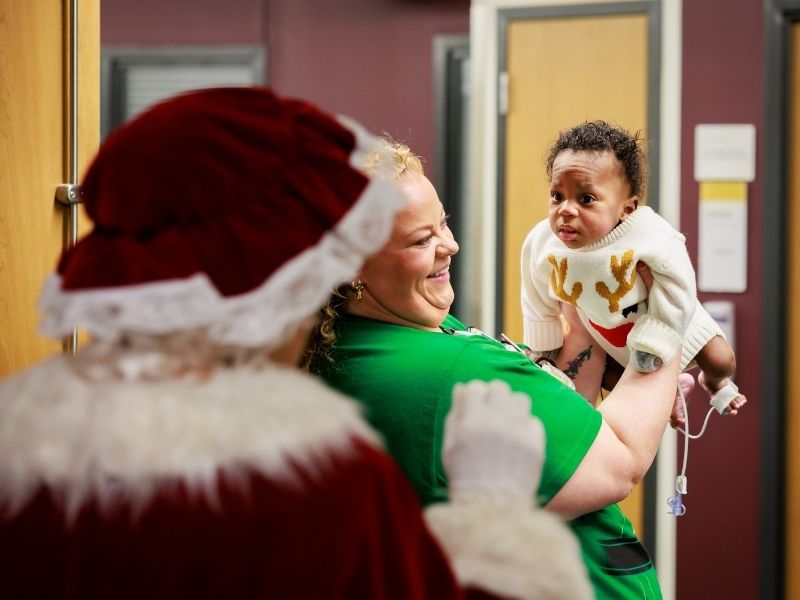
[
  {"x1": 0, "y1": 355, "x2": 379, "y2": 519},
  {"x1": 337, "y1": 114, "x2": 379, "y2": 173},
  {"x1": 425, "y1": 500, "x2": 593, "y2": 600},
  {"x1": 37, "y1": 120, "x2": 406, "y2": 349}
]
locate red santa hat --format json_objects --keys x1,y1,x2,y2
[{"x1": 38, "y1": 87, "x2": 404, "y2": 348}]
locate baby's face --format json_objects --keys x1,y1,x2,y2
[{"x1": 548, "y1": 149, "x2": 638, "y2": 249}]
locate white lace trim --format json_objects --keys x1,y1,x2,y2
[
  {"x1": 38, "y1": 122, "x2": 405, "y2": 348},
  {"x1": 0, "y1": 355, "x2": 379, "y2": 518}
]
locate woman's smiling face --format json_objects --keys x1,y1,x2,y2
[{"x1": 355, "y1": 171, "x2": 459, "y2": 330}]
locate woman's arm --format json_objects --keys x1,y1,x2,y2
[
  {"x1": 547, "y1": 262, "x2": 681, "y2": 519},
  {"x1": 546, "y1": 356, "x2": 680, "y2": 519},
  {"x1": 555, "y1": 303, "x2": 606, "y2": 403}
]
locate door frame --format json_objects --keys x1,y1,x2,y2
[
  {"x1": 433, "y1": 34, "x2": 471, "y2": 319},
  {"x1": 494, "y1": 0, "x2": 663, "y2": 570},
  {"x1": 494, "y1": 0, "x2": 662, "y2": 335},
  {"x1": 763, "y1": 2, "x2": 800, "y2": 598},
  {"x1": 469, "y1": 0, "x2": 681, "y2": 596}
]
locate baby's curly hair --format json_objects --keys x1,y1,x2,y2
[{"x1": 545, "y1": 120, "x2": 647, "y2": 200}]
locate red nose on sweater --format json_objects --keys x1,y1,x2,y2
[{"x1": 589, "y1": 320, "x2": 634, "y2": 348}]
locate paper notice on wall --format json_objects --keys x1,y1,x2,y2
[
  {"x1": 694, "y1": 124, "x2": 756, "y2": 182},
  {"x1": 697, "y1": 182, "x2": 747, "y2": 293}
]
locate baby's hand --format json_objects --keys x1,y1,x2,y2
[{"x1": 698, "y1": 371, "x2": 747, "y2": 416}]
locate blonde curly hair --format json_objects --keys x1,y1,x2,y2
[
  {"x1": 301, "y1": 137, "x2": 424, "y2": 372},
  {"x1": 363, "y1": 138, "x2": 424, "y2": 179}
]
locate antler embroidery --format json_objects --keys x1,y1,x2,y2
[
  {"x1": 548, "y1": 255, "x2": 582, "y2": 305},
  {"x1": 595, "y1": 249, "x2": 636, "y2": 313}
]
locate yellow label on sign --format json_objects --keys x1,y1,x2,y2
[{"x1": 699, "y1": 181, "x2": 747, "y2": 202}]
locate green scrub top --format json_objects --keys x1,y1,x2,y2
[{"x1": 318, "y1": 313, "x2": 663, "y2": 599}]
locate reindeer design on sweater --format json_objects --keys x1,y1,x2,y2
[
  {"x1": 548, "y1": 250, "x2": 638, "y2": 316},
  {"x1": 522, "y1": 207, "x2": 717, "y2": 373},
  {"x1": 595, "y1": 250, "x2": 637, "y2": 313},
  {"x1": 547, "y1": 249, "x2": 638, "y2": 347},
  {"x1": 546, "y1": 250, "x2": 641, "y2": 348}
]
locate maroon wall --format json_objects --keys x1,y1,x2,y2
[
  {"x1": 101, "y1": 0, "x2": 470, "y2": 175},
  {"x1": 266, "y1": 0, "x2": 469, "y2": 174},
  {"x1": 679, "y1": 1, "x2": 764, "y2": 597},
  {"x1": 101, "y1": 0, "x2": 265, "y2": 44}
]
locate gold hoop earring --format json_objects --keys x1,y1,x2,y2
[{"x1": 351, "y1": 280, "x2": 365, "y2": 301}]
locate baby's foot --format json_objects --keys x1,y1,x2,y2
[
  {"x1": 698, "y1": 372, "x2": 747, "y2": 416},
  {"x1": 670, "y1": 373, "x2": 696, "y2": 429}
]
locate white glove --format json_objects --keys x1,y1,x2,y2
[{"x1": 443, "y1": 379, "x2": 545, "y2": 507}]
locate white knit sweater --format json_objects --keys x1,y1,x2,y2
[{"x1": 521, "y1": 206, "x2": 723, "y2": 371}]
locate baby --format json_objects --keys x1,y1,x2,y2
[{"x1": 521, "y1": 120, "x2": 746, "y2": 421}]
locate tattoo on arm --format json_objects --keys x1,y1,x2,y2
[{"x1": 564, "y1": 345, "x2": 593, "y2": 380}]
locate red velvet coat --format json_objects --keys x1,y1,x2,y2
[{"x1": 0, "y1": 355, "x2": 514, "y2": 599}]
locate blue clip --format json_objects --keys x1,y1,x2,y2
[{"x1": 666, "y1": 494, "x2": 686, "y2": 516}]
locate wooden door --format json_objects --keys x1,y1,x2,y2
[
  {"x1": 502, "y1": 11, "x2": 649, "y2": 533},
  {"x1": 0, "y1": 0, "x2": 99, "y2": 376},
  {"x1": 786, "y1": 21, "x2": 800, "y2": 600}
]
